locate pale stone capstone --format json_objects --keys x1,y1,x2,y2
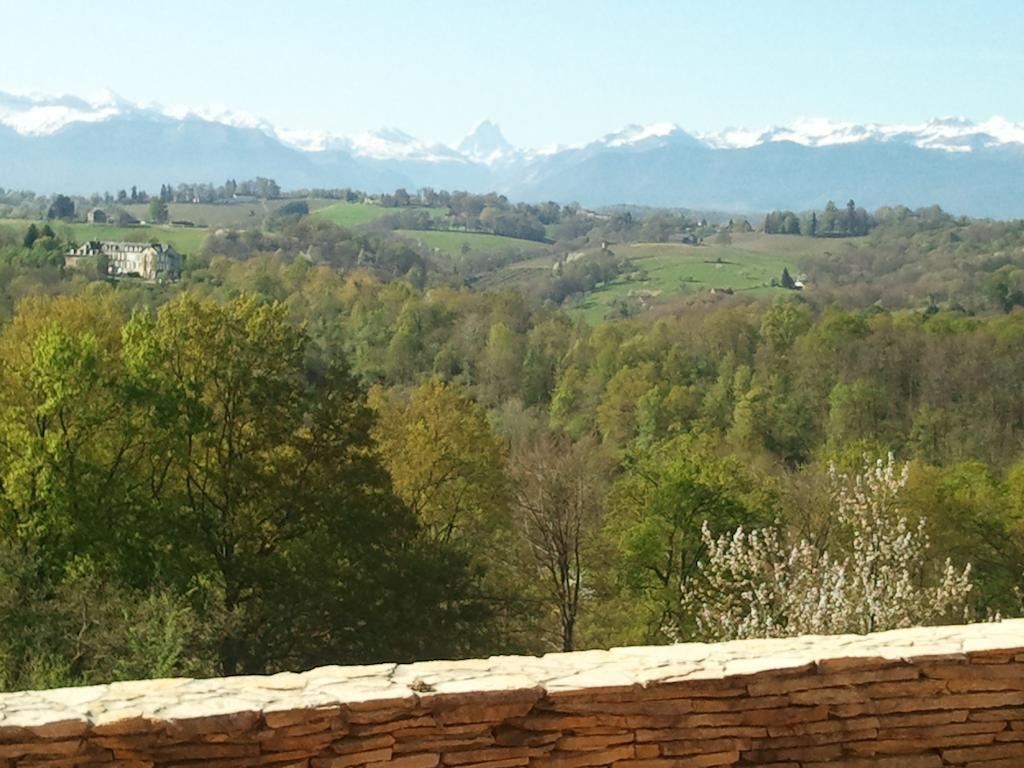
[{"x1": 0, "y1": 619, "x2": 1021, "y2": 766}]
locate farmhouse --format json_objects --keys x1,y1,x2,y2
[
  {"x1": 65, "y1": 240, "x2": 182, "y2": 281},
  {"x1": 86, "y1": 208, "x2": 108, "y2": 224}
]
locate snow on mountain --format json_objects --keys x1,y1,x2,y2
[
  {"x1": 4, "y1": 89, "x2": 1023, "y2": 161},
  {"x1": 344, "y1": 127, "x2": 468, "y2": 163},
  {"x1": 699, "y1": 117, "x2": 1024, "y2": 153},
  {"x1": 0, "y1": 89, "x2": 131, "y2": 134},
  {"x1": 601, "y1": 122, "x2": 681, "y2": 147},
  {"x1": 457, "y1": 120, "x2": 518, "y2": 164}
]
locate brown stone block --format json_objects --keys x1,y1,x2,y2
[
  {"x1": 689, "y1": 695, "x2": 788, "y2": 713},
  {"x1": 90, "y1": 716, "x2": 161, "y2": 737},
  {"x1": 492, "y1": 728, "x2": 559, "y2": 748},
  {"x1": 803, "y1": 756, "x2": 942, "y2": 768},
  {"x1": 788, "y1": 687, "x2": 866, "y2": 706},
  {"x1": 258, "y1": 718, "x2": 346, "y2": 740},
  {"x1": 876, "y1": 720, "x2": 1005, "y2": 740},
  {"x1": 968, "y1": 706, "x2": 1024, "y2": 721},
  {"x1": 766, "y1": 727, "x2": 877, "y2": 749},
  {"x1": 554, "y1": 733, "x2": 633, "y2": 751},
  {"x1": 319, "y1": 746, "x2": 392, "y2": 766},
  {"x1": 610, "y1": 760, "x2": 680, "y2": 768},
  {"x1": 151, "y1": 742, "x2": 260, "y2": 760},
  {"x1": 873, "y1": 690, "x2": 1024, "y2": 714},
  {"x1": 860, "y1": 679, "x2": 948, "y2": 698},
  {"x1": 539, "y1": 700, "x2": 693, "y2": 716},
  {"x1": 264, "y1": 708, "x2": 344, "y2": 729},
  {"x1": 366, "y1": 752, "x2": 440, "y2": 768},
  {"x1": 740, "y1": 704, "x2": 828, "y2": 726},
  {"x1": 393, "y1": 724, "x2": 491, "y2": 739},
  {"x1": 530, "y1": 744, "x2": 635, "y2": 768},
  {"x1": 876, "y1": 709, "x2": 967, "y2": 728},
  {"x1": 257, "y1": 732, "x2": 338, "y2": 753},
  {"x1": 660, "y1": 738, "x2": 751, "y2": 756},
  {"x1": 435, "y1": 702, "x2": 534, "y2": 725},
  {"x1": 441, "y1": 746, "x2": 529, "y2": 765},
  {"x1": 393, "y1": 735, "x2": 494, "y2": 754},
  {"x1": 452, "y1": 758, "x2": 531, "y2": 768},
  {"x1": 164, "y1": 710, "x2": 260, "y2": 738},
  {"x1": 662, "y1": 751, "x2": 739, "y2": 768},
  {"x1": 941, "y1": 741, "x2": 1024, "y2": 763},
  {"x1": 512, "y1": 714, "x2": 630, "y2": 731},
  {"x1": 846, "y1": 732, "x2": 994, "y2": 755},
  {"x1": 0, "y1": 738, "x2": 85, "y2": 758},
  {"x1": 766, "y1": 715, "x2": 879, "y2": 737},
  {"x1": 162, "y1": 758, "x2": 275, "y2": 768},
  {"x1": 747, "y1": 666, "x2": 919, "y2": 696},
  {"x1": 948, "y1": 676, "x2": 1024, "y2": 692},
  {"x1": 636, "y1": 727, "x2": 766, "y2": 743},
  {"x1": 623, "y1": 682, "x2": 747, "y2": 701},
  {"x1": 251, "y1": 751, "x2": 316, "y2": 766},
  {"x1": 350, "y1": 716, "x2": 437, "y2": 735},
  {"x1": 329, "y1": 735, "x2": 396, "y2": 755},
  {"x1": 743, "y1": 743, "x2": 843, "y2": 763},
  {"x1": 347, "y1": 707, "x2": 421, "y2": 725}
]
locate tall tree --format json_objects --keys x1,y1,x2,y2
[{"x1": 509, "y1": 433, "x2": 609, "y2": 651}]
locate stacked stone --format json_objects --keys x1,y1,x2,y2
[{"x1": 0, "y1": 620, "x2": 1021, "y2": 767}]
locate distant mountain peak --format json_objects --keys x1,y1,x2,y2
[{"x1": 457, "y1": 120, "x2": 516, "y2": 164}]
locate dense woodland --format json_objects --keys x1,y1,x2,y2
[{"x1": 0, "y1": 192, "x2": 1023, "y2": 691}]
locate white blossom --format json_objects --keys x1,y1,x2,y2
[{"x1": 680, "y1": 454, "x2": 973, "y2": 641}]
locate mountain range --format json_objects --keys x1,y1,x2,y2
[{"x1": 3, "y1": 90, "x2": 1024, "y2": 218}]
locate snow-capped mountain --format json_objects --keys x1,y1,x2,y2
[
  {"x1": 699, "y1": 116, "x2": 1024, "y2": 153},
  {"x1": 457, "y1": 120, "x2": 519, "y2": 165},
  {"x1": 3, "y1": 89, "x2": 1024, "y2": 217}
]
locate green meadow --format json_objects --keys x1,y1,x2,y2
[
  {"x1": 313, "y1": 203, "x2": 448, "y2": 228},
  {"x1": 396, "y1": 229, "x2": 551, "y2": 257},
  {"x1": 571, "y1": 240, "x2": 800, "y2": 323},
  {"x1": 1, "y1": 220, "x2": 209, "y2": 254}
]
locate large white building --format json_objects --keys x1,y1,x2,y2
[{"x1": 65, "y1": 240, "x2": 182, "y2": 281}]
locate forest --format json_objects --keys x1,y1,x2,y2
[{"x1": 0, "y1": 194, "x2": 1022, "y2": 691}]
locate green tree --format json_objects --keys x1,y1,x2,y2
[
  {"x1": 47, "y1": 195, "x2": 75, "y2": 221},
  {"x1": 138, "y1": 296, "x2": 483, "y2": 671},
  {"x1": 148, "y1": 198, "x2": 169, "y2": 224},
  {"x1": 600, "y1": 433, "x2": 775, "y2": 644}
]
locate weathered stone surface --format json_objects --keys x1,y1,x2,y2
[{"x1": 0, "y1": 619, "x2": 1019, "y2": 766}]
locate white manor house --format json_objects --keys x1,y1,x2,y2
[{"x1": 65, "y1": 240, "x2": 183, "y2": 281}]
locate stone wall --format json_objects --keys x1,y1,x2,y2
[{"x1": 1, "y1": 620, "x2": 1022, "y2": 767}]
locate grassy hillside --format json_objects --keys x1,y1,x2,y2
[
  {"x1": 313, "y1": 202, "x2": 447, "y2": 228},
  {"x1": 123, "y1": 199, "x2": 336, "y2": 228},
  {"x1": 570, "y1": 234, "x2": 866, "y2": 323},
  {"x1": 397, "y1": 229, "x2": 551, "y2": 258},
  {"x1": 475, "y1": 232, "x2": 865, "y2": 324},
  {"x1": 1, "y1": 219, "x2": 209, "y2": 254}
]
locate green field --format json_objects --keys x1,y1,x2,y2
[
  {"x1": 571, "y1": 241, "x2": 801, "y2": 323},
  {"x1": 123, "y1": 199, "x2": 336, "y2": 228},
  {"x1": 397, "y1": 229, "x2": 551, "y2": 258},
  {"x1": 478, "y1": 232, "x2": 857, "y2": 324},
  {"x1": 313, "y1": 203, "x2": 448, "y2": 228},
  {"x1": 1, "y1": 219, "x2": 209, "y2": 254}
]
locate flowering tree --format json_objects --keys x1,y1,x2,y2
[{"x1": 680, "y1": 455, "x2": 973, "y2": 641}]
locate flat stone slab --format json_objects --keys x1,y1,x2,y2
[{"x1": 0, "y1": 619, "x2": 1020, "y2": 730}]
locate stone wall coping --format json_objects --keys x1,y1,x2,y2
[{"x1": 1, "y1": 619, "x2": 1021, "y2": 734}]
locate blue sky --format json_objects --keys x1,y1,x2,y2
[{"x1": 2, "y1": 0, "x2": 1021, "y2": 148}]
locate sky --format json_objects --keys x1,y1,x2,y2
[{"x1": 1, "y1": 0, "x2": 1022, "y2": 149}]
